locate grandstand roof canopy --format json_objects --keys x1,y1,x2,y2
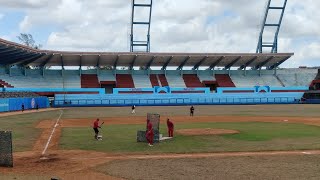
[{"x1": 0, "y1": 38, "x2": 293, "y2": 70}]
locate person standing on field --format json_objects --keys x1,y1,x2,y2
[
  {"x1": 167, "y1": 118, "x2": 174, "y2": 137},
  {"x1": 190, "y1": 106, "x2": 194, "y2": 116},
  {"x1": 146, "y1": 120, "x2": 154, "y2": 146},
  {"x1": 21, "y1": 103, "x2": 24, "y2": 112},
  {"x1": 131, "y1": 105, "x2": 136, "y2": 114},
  {"x1": 93, "y1": 118, "x2": 101, "y2": 140}
]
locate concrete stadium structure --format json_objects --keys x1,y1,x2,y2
[{"x1": 0, "y1": 38, "x2": 319, "y2": 108}]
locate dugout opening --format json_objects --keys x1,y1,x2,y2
[
  {"x1": 100, "y1": 81, "x2": 116, "y2": 94},
  {"x1": 202, "y1": 81, "x2": 218, "y2": 92}
]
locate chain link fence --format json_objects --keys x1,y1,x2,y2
[{"x1": 0, "y1": 131, "x2": 13, "y2": 167}]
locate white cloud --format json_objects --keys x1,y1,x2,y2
[
  {"x1": 0, "y1": 0, "x2": 60, "y2": 9},
  {"x1": 0, "y1": 0, "x2": 319, "y2": 67}
]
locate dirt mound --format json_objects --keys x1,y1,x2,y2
[{"x1": 176, "y1": 128, "x2": 239, "y2": 135}]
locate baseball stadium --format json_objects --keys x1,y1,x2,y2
[{"x1": 1, "y1": 0, "x2": 320, "y2": 179}]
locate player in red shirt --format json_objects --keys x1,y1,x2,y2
[
  {"x1": 93, "y1": 118, "x2": 101, "y2": 140},
  {"x1": 146, "y1": 120, "x2": 154, "y2": 146},
  {"x1": 167, "y1": 118, "x2": 174, "y2": 137}
]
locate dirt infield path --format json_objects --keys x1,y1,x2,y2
[
  {"x1": 2, "y1": 149, "x2": 320, "y2": 180},
  {"x1": 0, "y1": 108, "x2": 60, "y2": 117}
]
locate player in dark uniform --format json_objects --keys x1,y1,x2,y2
[
  {"x1": 21, "y1": 104, "x2": 24, "y2": 112},
  {"x1": 190, "y1": 106, "x2": 194, "y2": 116}
]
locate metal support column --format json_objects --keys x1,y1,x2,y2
[
  {"x1": 256, "y1": 0, "x2": 288, "y2": 53},
  {"x1": 130, "y1": 0, "x2": 153, "y2": 52}
]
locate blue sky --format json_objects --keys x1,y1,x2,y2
[{"x1": 0, "y1": 0, "x2": 319, "y2": 68}]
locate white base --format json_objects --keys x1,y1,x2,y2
[
  {"x1": 97, "y1": 135, "x2": 103, "y2": 140},
  {"x1": 160, "y1": 137, "x2": 173, "y2": 141}
]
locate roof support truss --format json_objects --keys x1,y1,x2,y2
[
  {"x1": 254, "y1": 56, "x2": 274, "y2": 70},
  {"x1": 96, "y1": 55, "x2": 101, "y2": 67},
  {"x1": 129, "y1": 55, "x2": 138, "y2": 70},
  {"x1": 113, "y1": 55, "x2": 119, "y2": 69},
  {"x1": 14, "y1": 54, "x2": 45, "y2": 66},
  {"x1": 0, "y1": 49, "x2": 29, "y2": 60},
  {"x1": 146, "y1": 56, "x2": 155, "y2": 69},
  {"x1": 177, "y1": 56, "x2": 190, "y2": 70},
  {"x1": 192, "y1": 56, "x2": 207, "y2": 70},
  {"x1": 225, "y1": 56, "x2": 241, "y2": 69},
  {"x1": 239, "y1": 56, "x2": 258, "y2": 70},
  {"x1": 209, "y1": 56, "x2": 224, "y2": 70},
  {"x1": 79, "y1": 55, "x2": 82, "y2": 68},
  {"x1": 267, "y1": 56, "x2": 291, "y2": 70},
  {"x1": 40, "y1": 54, "x2": 54, "y2": 67},
  {"x1": 162, "y1": 56, "x2": 173, "y2": 70},
  {"x1": 60, "y1": 54, "x2": 64, "y2": 68},
  {"x1": 0, "y1": 52, "x2": 35, "y2": 65},
  {"x1": 0, "y1": 47, "x2": 18, "y2": 54}
]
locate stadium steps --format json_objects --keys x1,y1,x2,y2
[
  {"x1": 116, "y1": 74, "x2": 135, "y2": 88},
  {"x1": 0, "y1": 79, "x2": 14, "y2": 88},
  {"x1": 81, "y1": 74, "x2": 100, "y2": 88},
  {"x1": 183, "y1": 74, "x2": 204, "y2": 87},
  {"x1": 215, "y1": 74, "x2": 235, "y2": 87},
  {"x1": 132, "y1": 75, "x2": 152, "y2": 88},
  {"x1": 158, "y1": 75, "x2": 169, "y2": 86},
  {"x1": 314, "y1": 70, "x2": 320, "y2": 80},
  {"x1": 150, "y1": 74, "x2": 160, "y2": 87},
  {"x1": 274, "y1": 75, "x2": 285, "y2": 87}
]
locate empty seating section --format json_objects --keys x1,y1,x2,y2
[
  {"x1": 183, "y1": 74, "x2": 204, "y2": 87},
  {"x1": 81, "y1": 74, "x2": 100, "y2": 88},
  {"x1": 149, "y1": 74, "x2": 160, "y2": 87},
  {"x1": 132, "y1": 74, "x2": 152, "y2": 88},
  {"x1": 0, "y1": 92, "x2": 39, "y2": 98},
  {"x1": 166, "y1": 74, "x2": 186, "y2": 88},
  {"x1": 98, "y1": 71, "x2": 116, "y2": 82},
  {"x1": 277, "y1": 69, "x2": 318, "y2": 87},
  {"x1": 0, "y1": 69, "x2": 318, "y2": 89},
  {"x1": 0, "y1": 70, "x2": 81, "y2": 88},
  {"x1": 158, "y1": 74, "x2": 169, "y2": 86},
  {"x1": 215, "y1": 74, "x2": 235, "y2": 87},
  {"x1": 116, "y1": 74, "x2": 135, "y2": 88},
  {"x1": 0, "y1": 79, "x2": 13, "y2": 87},
  {"x1": 231, "y1": 75, "x2": 283, "y2": 87},
  {"x1": 198, "y1": 74, "x2": 216, "y2": 82}
]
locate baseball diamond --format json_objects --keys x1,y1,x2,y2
[{"x1": 1, "y1": 0, "x2": 320, "y2": 180}]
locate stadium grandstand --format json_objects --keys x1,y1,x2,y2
[{"x1": 0, "y1": 36, "x2": 320, "y2": 108}]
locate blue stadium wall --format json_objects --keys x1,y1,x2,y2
[
  {"x1": 54, "y1": 86, "x2": 308, "y2": 107},
  {"x1": 0, "y1": 97, "x2": 49, "y2": 112}
]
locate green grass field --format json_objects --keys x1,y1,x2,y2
[
  {"x1": 0, "y1": 110, "x2": 61, "y2": 152},
  {"x1": 1, "y1": 104, "x2": 320, "y2": 153},
  {"x1": 59, "y1": 122, "x2": 320, "y2": 153}
]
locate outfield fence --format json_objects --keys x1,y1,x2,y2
[{"x1": 55, "y1": 96, "x2": 300, "y2": 107}]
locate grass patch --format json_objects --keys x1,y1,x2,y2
[
  {"x1": 60, "y1": 122, "x2": 320, "y2": 153},
  {"x1": 0, "y1": 110, "x2": 61, "y2": 152}
]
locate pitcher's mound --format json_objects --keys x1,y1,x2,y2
[{"x1": 177, "y1": 128, "x2": 239, "y2": 135}]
